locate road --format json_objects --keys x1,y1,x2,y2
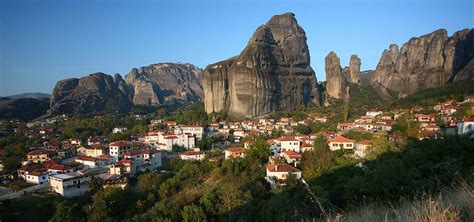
[{"x1": 0, "y1": 183, "x2": 49, "y2": 200}]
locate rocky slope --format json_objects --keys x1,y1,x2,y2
[
  {"x1": 49, "y1": 63, "x2": 204, "y2": 116},
  {"x1": 370, "y1": 28, "x2": 474, "y2": 97},
  {"x1": 48, "y1": 73, "x2": 133, "y2": 116},
  {"x1": 203, "y1": 13, "x2": 320, "y2": 119},
  {"x1": 124, "y1": 63, "x2": 203, "y2": 106},
  {"x1": 0, "y1": 97, "x2": 50, "y2": 120},
  {"x1": 325, "y1": 52, "x2": 361, "y2": 100}
]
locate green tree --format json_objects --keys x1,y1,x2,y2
[
  {"x1": 246, "y1": 137, "x2": 271, "y2": 164},
  {"x1": 301, "y1": 147, "x2": 334, "y2": 180},
  {"x1": 181, "y1": 204, "x2": 207, "y2": 222},
  {"x1": 294, "y1": 125, "x2": 311, "y2": 135},
  {"x1": 49, "y1": 202, "x2": 84, "y2": 222},
  {"x1": 313, "y1": 136, "x2": 328, "y2": 150}
]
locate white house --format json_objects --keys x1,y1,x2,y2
[
  {"x1": 47, "y1": 164, "x2": 74, "y2": 175},
  {"x1": 457, "y1": 117, "x2": 474, "y2": 135},
  {"x1": 75, "y1": 156, "x2": 109, "y2": 168},
  {"x1": 278, "y1": 137, "x2": 301, "y2": 153},
  {"x1": 144, "y1": 131, "x2": 195, "y2": 151},
  {"x1": 49, "y1": 172, "x2": 91, "y2": 198},
  {"x1": 113, "y1": 127, "x2": 128, "y2": 134},
  {"x1": 366, "y1": 110, "x2": 383, "y2": 117},
  {"x1": 180, "y1": 151, "x2": 205, "y2": 161},
  {"x1": 123, "y1": 149, "x2": 162, "y2": 172},
  {"x1": 281, "y1": 151, "x2": 302, "y2": 164},
  {"x1": 175, "y1": 125, "x2": 204, "y2": 139},
  {"x1": 26, "y1": 171, "x2": 49, "y2": 184},
  {"x1": 265, "y1": 164, "x2": 302, "y2": 186},
  {"x1": 224, "y1": 148, "x2": 247, "y2": 159},
  {"x1": 354, "y1": 140, "x2": 372, "y2": 159},
  {"x1": 109, "y1": 141, "x2": 146, "y2": 160},
  {"x1": 327, "y1": 136, "x2": 355, "y2": 151}
]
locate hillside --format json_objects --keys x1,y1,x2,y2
[
  {"x1": 389, "y1": 80, "x2": 474, "y2": 108},
  {"x1": 0, "y1": 97, "x2": 50, "y2": 120},
  {"x1": 6, "y1": 93, "x2": 50, "y2": 100}
]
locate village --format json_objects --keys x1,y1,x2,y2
[{"x1": 0, "y1": 96, "x2": 473, "y2": 199}]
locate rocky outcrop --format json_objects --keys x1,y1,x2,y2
[
  {"x1": 325, "y1": 52, "x2": 361, "y2": 100},
  {"x1": 347, "y1": 55, "x2": 361, "y2": 84},
  {"x1": 49, "y1": 73, "x2": 133, "y2": 115},
  {"x1": 49, "y1": 63, "x2": 204, "y2": 116},
  {"x1": 325, "y1": 51, "x2": 348, "y2": 99},
  {"x1": 124, "y1": 63, "x2": 203, "y2": 106},
  {"x1": 370, "y1": 28, "x2": 474, "y2": 96},
  {"x1": 203, "y1": 13, "x2": 320, "y2": 119}
]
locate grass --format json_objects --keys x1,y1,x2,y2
[{"x1": 323, "y1": 179, "x2": 474, "y2": 222}]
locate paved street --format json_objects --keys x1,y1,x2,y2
[{"x1": 0, "y1": 183, "x2": 49, "y2": 200}]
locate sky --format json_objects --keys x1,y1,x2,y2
[{"x1": 0, "y1": 0, "x2": 473, "y2": 96}]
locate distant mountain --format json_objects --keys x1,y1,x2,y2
[
  {"x1": 48, "y1": 72, "x2": 133, "y2": 116},
  {"x1": 48, "y1": 63, "x2": 204, "y2": 116},
  {"x1": 6, "y1": 93, "x2": 50, "y2": 100},
  {"x1": 0, "y1": 97, "x2": 50, "y2": 120}
]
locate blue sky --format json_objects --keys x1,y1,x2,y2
[{"x1": 0, "y1": 0, "x2": 472, "y2": 96}]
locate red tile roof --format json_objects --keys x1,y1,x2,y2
[
  {"x1": 225, "y1": 148, "x2": 247, "y2": 153},
  {"x1": 357, "y1": 140, "x2": 372, "y2": 145},
  {"x1": 110, "y1": 140, "x2": 132, "y2": 147},
  {"x1": 27, "y1": 149, "x2": 53, "y2": 156},
  {"x1": 28, "y1": 171, "x2": 47, "y2": 176},
  {"x1": 48, "y1": 164, "x2": 72, "y2": 171},
  {"x1": 124, "y1": 150, "x2": 143, "y2": 156},
  {"x1": 267, "y1": 164, "x2": 301, "y2": 173},
  {"x1": 75, "y1": 156, "x2": 98, "y2": 162},
  {"x1": 143, "y1": 149, "x2": 162, "y2": 155},
  {"x1": 328, "y1": 136, "x2": 354, "y2": 143},
  {"x1": 42, "y1": 160, "x2": 59, "y2": 169},
  {"x1": 278, "y1": 137, "x2": 299, "y2": 142},
  {"x1": 18, "y1": 163, "x2": 43, "y2": 172},
  {"x1": 181, "y1": 151, "x2": 203, "y2": 156},
  {"x1": 283, "y1": 151, "x2": 302, "y2": 159}
]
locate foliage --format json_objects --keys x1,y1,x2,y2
[
  {"x1": 181, "y1": 204, "x2": 207, "y2": 222},
  {"x1": 390, "y1": 81, "x2": 474, "y2": 108},
  {"x1": 49, "y1": 202, "x2": 84, "y2": 222},
  {"x1": 294, "y1": 124, "x2": 311, "y2": 135}
]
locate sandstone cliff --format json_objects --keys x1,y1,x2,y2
[
  {"x1": 49, "y1": 63, "x2": 204, "y2": 116},
  {"x1": 203, "y1": 13, "x2": 320, "y2": 119},
  {"x1": 325, "y1": 51, "x2": 348, "y2": 99},
  {"x1": 49, "y1": 73, "x2": 133, "y2": 115},
  {"x1": 124, "y1": 63, "x2": 203, "y2": 106},
  {"x1": 325, "y1": 52, "x2": 361, "y2": 100},
  {"x1": 370, "y1": 28, "x2": 474, "y2": 97}
]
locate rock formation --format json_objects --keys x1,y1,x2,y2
[
  {"x1": 124, "y1": 63, "x2": 203, "y2": 106},
  {"x1": 49, "y1": 73, "x2": 133, "y2": 115},
  {"x1": 325, "y1": 52, "x2": 361, "y2": 100},
  {"x1": 325, "y1": 51, "x2": 348, "y2": 99},
  {"x1": 203, "y1": 13, "x2": 320, "y2": 119},
  {"x1": 347, "y1": 55, "x2": 361, "y2": 84},
  {"x1": 49, "y1": 63, "x2": 204, "y2": 116},
  {"x1": 370, "y1": 28, "x2": 474, "y2": 96}
]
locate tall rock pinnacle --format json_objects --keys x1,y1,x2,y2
[{"x1": 203, "y1": 13, "x2": 320, "y2": 119}]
